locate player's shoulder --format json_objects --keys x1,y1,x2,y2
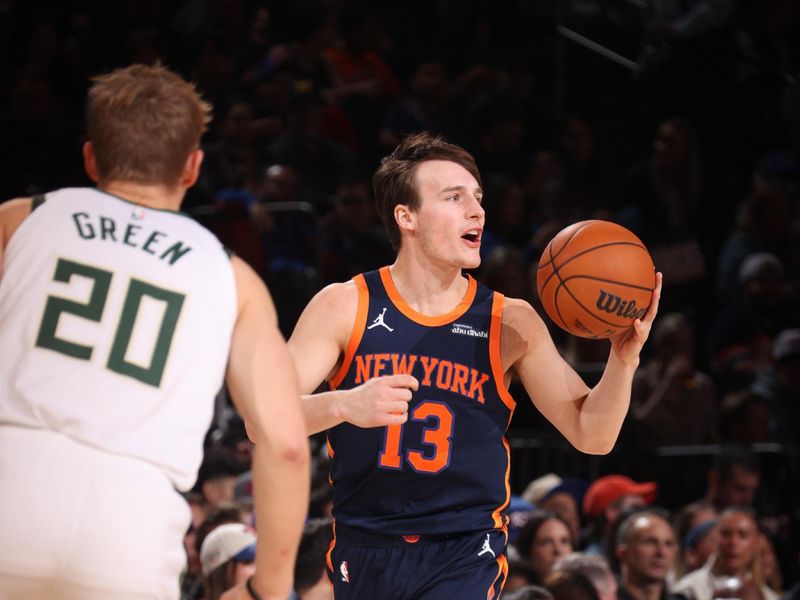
[
  {"x1": 0, "y1": 197, "x2": 33, "y2": 217},
  {"x1": 0, "y1": 197, "x2": 33, "y2": 242},
  {"x1": 499, "y1": 296, "x2": 553, "y2": 367},
  {"x1": 308, "y1": 279, "x2": 360, "y2": 316},
  {"x1": 500, "y1": 296, "x2": 547, "y2": 332}
]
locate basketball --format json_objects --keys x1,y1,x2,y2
[{"x1": 536, "y1": 220, "x2": 656, "y2": 339}]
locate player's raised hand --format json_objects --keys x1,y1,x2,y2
[
  {"x1": 341, "y1": 374, "x2": 419, "y2": 428},
  {"x1": 609, "y1": 272, "x2": 663, "y2": 366}
]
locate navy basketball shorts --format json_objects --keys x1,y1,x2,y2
[{"x1": 326, "y1": 525, "x2": 508, "y2": 600}]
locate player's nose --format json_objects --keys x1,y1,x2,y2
[{"x1": 467, "y1": 195, "x2": 484, "y2": 221}]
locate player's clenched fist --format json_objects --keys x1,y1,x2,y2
[{"x1": 340, "y1": 374, "x2": 419, "y2": 428}]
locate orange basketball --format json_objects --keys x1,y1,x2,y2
[{"x1": 536, "y1": 220, "x2": 656, "y2": 339}]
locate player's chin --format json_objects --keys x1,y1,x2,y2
[{"x1": 462, "y1": 254, "x2": 481, "y2": 269}]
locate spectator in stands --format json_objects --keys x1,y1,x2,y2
[
  {"x1": 709, "y1": 252, "x2": 799, "y2": 393},
  {"x1": 630, "y1": 312, "x2": 718, "y2": 448},
  {"x1": 672, "y1": 500, "x2": 719, "y2": 578},
  {"x1": 750, "y1": 328, "x2": 800, "y2": 445},
  {"x1": 193, "y1": 447, "x2": 249, "y2": 519},
  {"x1": 615, "y1": 509, "x2": 682, "y2": 600},
  {"x1": 545, "y1": 569, "x2": 601, "y2": 600},
  {"x1": 199, "y1": 523, "x2": 257, "y2": 600},
  {"x1": 673, "y1": 508, "x2": 778, "y2": 600},
  {"x1": 552, "y1": 553, "x2": 617, "y2": 600},
  {"x1": 504, "y1": 585, "x2": 554, "y2": 600},
  {"x1": 582, "y1": 475, "x2": 658, "y2": 556},
  {"x1": 515, "y1": 511, "x2": 576, "y2": 585},
  {"x1": 719, "y1": 389, "x2": 774, "y2": 445},
  {"x1": 703, "y1": 446, "x2": 761, "y2": 512},
  {"x1": 293, "y1": 518, "x2": 334, "y2": 600},
  {"x1": 618, "y1": 118, "x2": 709, "y2": 315}
]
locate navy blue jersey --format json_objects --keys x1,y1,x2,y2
[{"x1": 327, "y1": 267, "x2": 516, "y2": 535}]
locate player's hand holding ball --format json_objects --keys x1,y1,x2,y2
[{"x1": 536, "y1": 220, "x2": 662, "y2": 364}]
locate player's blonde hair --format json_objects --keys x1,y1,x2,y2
[{"x1": 87, "y1": 63, "x2": 212, "y2": 187}]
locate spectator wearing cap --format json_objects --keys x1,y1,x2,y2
[
  {"x1": 582, "y1": 475, "x2": 658, "y2": 556},
  {"x1": 672, "y1": 508, "x2": 779, "y2": 600},
  {"x1": 672, "y1": 501, "x2": 718, "y2": 577},
  {"x1": 680, "y1": 519, "x2": 719, "y2": 578},
  {"x1": 750, "y1": 328, "x2": 800, "y2": 445},
  {"x1": 615, "y1": 510, "x2": 683, "y2": 600},
  {"x1": 514, "y1": 510, "x2": 576, "y2": 585},
  {"x1": 507, "y1": 495, "x2": 537, "y2": 548},
  {"x1": 523, "y1": 474, "x2": 563, "y2": 505},
  {"x1": 199, "y1": 522, "x2": 257, "y2": 600}
]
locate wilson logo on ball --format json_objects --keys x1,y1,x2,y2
[{"x1": 595, "y1": 290, "x2": 648, "y2": 320}]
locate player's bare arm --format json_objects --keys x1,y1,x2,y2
[
  {"x1": 224, "y1": 255, "x2": 310, "y2": 600},
  {"x1": 288, "y1": 280, "x2": 418, "y2": 435},
  {"x1": 503, "y1": 273, "x2": 661, "y2": 455},
  {"x1": 0, "y1": 198, "x2": 32, "y2": 275}
]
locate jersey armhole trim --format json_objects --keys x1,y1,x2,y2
[
  {"x1": 489, "y1": 292, "x2": 516, "y2": 412},
  {"x1": 329, "y1": 274, "x2": 369, "y2": 390},
  {"x1": 31, "y1": 194, "x2": 46, "y2": 211}
]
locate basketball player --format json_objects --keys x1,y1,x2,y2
[
  {"x1": 287, "y1": 132, "x2": 662, "y2": 599},
  {"x1": 0, "y1": 64, "x2": 309, "y2": 600}
]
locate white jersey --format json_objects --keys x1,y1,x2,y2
[{"x1": 0, "y1": 187, "x2": 237, "y2": 490}]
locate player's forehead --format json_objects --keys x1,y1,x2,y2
[{"x1": 414, "y1": 160, "x2": 481, "y2": 195}]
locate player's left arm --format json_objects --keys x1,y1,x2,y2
[
  {"x1": 0, "y1": 198, "x2": 32, "y2": 277},
  {"x1": 507, "y1": 273, "x2": 662, "y2": 454}
]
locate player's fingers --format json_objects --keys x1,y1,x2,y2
[
  {"x1": 644, "y1": 272, "x2": 662, "y2": 322},
  {"x1": 382, "y1": 374, "x2": 419, "y2": 391},
  {"x1": 390, "y1": 400, "x2": 410, "y2": 414},
  {"x1": 396, "y1": 387, "x2": 413, "y2": 402},
  {"x1": 385, "y1": 411, "x2": 408, "y2": 425}
]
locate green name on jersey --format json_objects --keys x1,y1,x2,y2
[{"x1": 72, "y1": 212, "x2": 192, "y2": 265}]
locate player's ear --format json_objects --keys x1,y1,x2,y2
[
  {"x1": 82, "y1": 142, "x2": 101, "y2": 183},
  {"x1": 181, "y1": 149, "x2": 204, "y2": 189},
  {"x1": 394, "y1": 203, "x2": 415, "y2": 233}
]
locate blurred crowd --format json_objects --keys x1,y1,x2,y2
[{"x1": 1, "y1": 0, "x2": 799, "y2": 598}]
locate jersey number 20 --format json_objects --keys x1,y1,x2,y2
[
  {"x1": 35, "y1": 258, "x2": 184, "y2": 387},
  {"x1": 378, "y1": 400, "x2": 454, "y2": 474}
]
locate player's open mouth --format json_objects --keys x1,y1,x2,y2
[{"x1": 461, "y1": 230, "x2": 481, "y2": 246}]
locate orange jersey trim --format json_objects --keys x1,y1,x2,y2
[
  {"x1": 325, "y1": 520, "x2": 337, "y2": 572},
  {"x1": 329, "y1": 274, "x2": 369, "y2": 390},
  {"x1": 487, "y1": 553, "x2": 509, "y2": 599},
  {"x1": 379, "y1": 266, "x2": 477, "y2": 326},
  {"x1": 490, "y1": 437, "x2": 513, "y2": 529},
  {"x1": 489, "y1": 293, "x2": 516, "y2": 413}
]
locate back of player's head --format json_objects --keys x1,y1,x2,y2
[
  {"x1": 372, "y1": 131, "x2": 481, "y2": 250},
  {"x1": 87, "y1": 63, "x2": 211, "y2": 187}
]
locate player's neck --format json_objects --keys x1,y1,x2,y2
[
  {"x1": 388, "y1": 253, "x2": 468, "y2": 316},
  {"x1": 99, "y1": 180, "x2": 184, "y2": 212}
]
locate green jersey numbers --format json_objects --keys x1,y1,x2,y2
[{"x1": 36, "y1": 257, "x2": 185, "y2": 387}]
